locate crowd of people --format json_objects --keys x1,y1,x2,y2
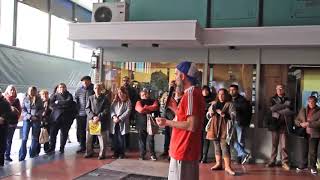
[{"x1": 0, "y1": 61, "x2": 319, "y2": 179}]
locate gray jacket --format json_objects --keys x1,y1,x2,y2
[
  {"x1": 85, "y1": 94, "x2": 110, "y2": 132},
  {"x1": 110, "y1": 100, "x2": 131, "y2": 135}
]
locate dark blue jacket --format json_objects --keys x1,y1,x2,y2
[{"x1": 75, "y1": 84, "x2": 94, "y2": 116}]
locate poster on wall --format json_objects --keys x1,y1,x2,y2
[{"x1": 302, "y1": 91, "x2": 320, "y2": 107}]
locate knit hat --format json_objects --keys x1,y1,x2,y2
[{"x1": 176, "y1": 61, "x2": 198, "y2": 84}]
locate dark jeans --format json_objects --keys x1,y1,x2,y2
[
  {"x1": 49, "y1": 119, "x2": 71, "y2": 151},
  {"x1": 138, "y1": 129, "x2": 155, "y2": 157},
  {"x1": 5, "y1": 125, "x2": 16, "y2": 158},
  {"x1": 308, "y1": 137, "x2": 320, "y2": 169},
  {"x1": 76, "y1": 116, "x2": 87, "y2": 149},
  {"x1": 164, "y1": 126, "x2": 172, "y2": 152},
  {"x1": 0, "y1": 125, "x2": 8, "y2": 166},
  {"x1": 201, "y1": 130, "x2": 211, "y2": 160},
  {"x1": 19, "y1": 120, "x2": 41, "y2": 161},
  {"x1": 297, "y1": 137, "x2": 308, "y2": 168},
  {"x1": 112, "y1": 124, "x2": 126, "y2": 155}
]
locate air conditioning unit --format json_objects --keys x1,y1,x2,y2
[{"x1": 92, "y1": 2, "x2": 128, "y2": 22}]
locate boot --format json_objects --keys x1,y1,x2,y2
[
  {"x1": 210, "y1": 155, "x2": 222, "y2": 170},
  {"x1": 224, "y1": 157, "x2": 235, "y2": 176}
]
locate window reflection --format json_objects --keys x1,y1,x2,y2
[
  {"x1": 16, "y1": 3, "x2": 48, "y2": 53},
  {"x1": 0, "y1": 0, "x2": 14, "y2": 45},
  {"x1": 104, "y1": 62, "x2": 203, "y2": 99},
  {"x1": 50, "y1": 15, "x2": 73, "y2": 58}
]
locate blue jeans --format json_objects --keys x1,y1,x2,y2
[
  {"x1": 5, "y1": 125, "x2": 16, "y2": 158},
  {"x1": 233, "y1": 121, "x2": 248, "y2": 158},
  {"x1": 19, "y1": 120, "x2": 41, "y2": 161}
]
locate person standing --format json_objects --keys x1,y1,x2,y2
[
  {"x1": 0, "y1": 89, "x2": 12, "y2": 166},
  {"x1": 229, "y1": 84, "x2": 251, "y2": 164},
  {"x1": 19, "y1": 86, "x2": 44, "y2": 161},
  {"x1": 39, "y1": 89, "x2": 52, "y2": 153},
  {"x1": 206, "y1": 88, "x2": 236, "y2": 175},
  {"x1": 75, "y1": 76, "x2": 94, "y2": 153},
  {"x1": 122, "y1": 76, "x2": 139, "y2": 148},
  {"x1": 156, "y1": 61, "x2": 205, "y2": 180},
  {"x1": 295, "y1": 96, "x2": 320, "y2": 175},
  {"x1": 110, "y1": 86, "x2": 131, "y2": 159},
  {"x1": 135, "y1": 88, "x2": 160, "y2": 161},
  {"x1": 48, "y1": 83, "x2": 75, "y2": 154},
  {"x1": 200, "y1": 85, "x2": 214, "y2": 163},
  {"x1": 84, "y1": 83, "x2": 111, "y2": 160},
  {"x1": 3, "y1": 85, "x2": 21, "y2": 162},
  {"x1": 265, "y1": 84, "x2": 291, "y2": 171}
]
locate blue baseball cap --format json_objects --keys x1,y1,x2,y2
[{"x1": 176, "y1": 61, "x2": 198, "y2": 84}]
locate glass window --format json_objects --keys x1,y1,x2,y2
[
  {"x1": 104, "y1": 61, "x2": 204, "y2": 99},
  {"x1": 16, "y1": 2, "x2": 48, "y2": 53},
  {"x1": 209, "y1": 64, "x2": 254, "y2": 99},
  {"x1": 74, "y1": 42, "x2": 93, "y2": 62},
  {"x1": 0, "y1": 0, "x2": 14, "y2": 45},
  {"x1": 209, "y1": 64, "x2": 255, "y2": 123},
  {"x1": 50, "y1": 15, "x2": 73, "y2": 58}
]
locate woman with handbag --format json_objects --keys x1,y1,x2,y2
[
  {"x1": 84, "y1": 83, "x2": 111, "y2": 160},
  {"x1": 110, "y1": 86, "x2": 131, "y2": 159},
  {"x1": 39, "y1": 89, "x2": 52, "y2": 153},
  {"x1": 3, "y1": 85, "x2": 21, "y2": 162},
  {"x1": 206, "y1": 88, "x2": 236, "y2": 175},
  {"x1": 135, "y1": 88, "x2": 160, "y2": 161},
  {"x1": 19, "y1": 86, "x2": 44, "y2": 161},
  {"x1": 295, "y1": 96, "x2": 320, "y2": 175},
  {"x1": 200, "y1": 85, "x2": 215, "y2": 163}
]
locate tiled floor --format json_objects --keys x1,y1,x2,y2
[{"x1": 1, "y1": 148, "x2": 319, "y2": 180}]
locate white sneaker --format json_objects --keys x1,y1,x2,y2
[{"x1": 310, "y1": 168, "x2": 318, "y2": 175}]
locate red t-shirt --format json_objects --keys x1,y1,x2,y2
[{"x1": 169, "y1": 86, "x2": 205, "y2": 161}]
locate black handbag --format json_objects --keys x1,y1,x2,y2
[{"x1": 291, "y1": 125, "x2": 307, "y2": 138}]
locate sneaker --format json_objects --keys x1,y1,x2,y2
[
  {"x1": 76, "y1": 148, "x2": 86, "y2": 154},
  {"x1": 160, "y1": 151, "x2": 169, "y2": 157},
  {"x1": 282, "y1": 163, "x2": 290, "y2": 171},
  {"x1": 241, "y1": 153, "x2": 250, "y2": 165},
  {"x1": 139, "y1": 156, "x2": 146, "y2": 160},
  {"x1": 84, "y1": 154, "x2": 93, "y2": 158},
  {"x1": 5, "y1": 156, "x2": 13, "y2": 162},
  {"x1": 59, "y1": 148, "x2": 64, "y2": 154},
  {"x1": 98, "y1": 156, "x2": 106, "y2": 160},
  {"x1": 118, "y1": 154, "x2": 126, "y2": 159},
  {"x1": 265, "y1": 161, "x2": 276, "y2": 168},
  {"x1": 111, "y1": 154, "x2": 119, "y2": 159},
  {"x1": 150, "y1": 155, "x2": 157, "y2": 161},
  {"x1": 310, "y1": 168, "x2": 318, "y2": 175}
]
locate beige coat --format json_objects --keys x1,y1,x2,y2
[{"x1": 206, "y1": 101, "x2": 236, "y2": 142}]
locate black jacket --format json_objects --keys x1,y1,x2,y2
[
  {"x1": 85, "y1": 94, "x2": 111, "y2": 132},
  {"x1": 75, "y1": 84, "x2": 94, "y2": 116},
  {"x1": 135, "y1": 99, "x2": 159, "y2": 130},
  {"x1": 266, "y1": 95, "x2": 292, "y2": 131},
  {"x1": 232, "y1": 95, "x2": 252, "y2": 127},
  {"x1": 0, "y1": 96, "x2": 11, "y2": 126},
  {"x1": 50, "y1": 91, "x2": 76, "y2": 123}
]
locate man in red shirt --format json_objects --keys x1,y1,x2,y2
[{"x1": 156, "y1": 61, "x2": 205, "y2": 180}]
